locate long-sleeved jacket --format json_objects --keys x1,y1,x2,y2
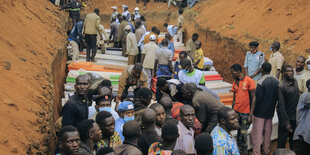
[
  {"x1": 61, "y1": 1, "x2": 82, "y2": 18},
  {"x1": 69, "y1": 21, "x2": 84, "y2": 43},
  {"x1": 114, "y1": 142, "x2": 142, "y2": 155},
  {"x1": 277, "y1": 78, "x2": 300, "y2": 127},
  {"x1": 83, "y1": 12, "x2": 101, "y2": 35},
  {"x1": 126, "y1": 32, "x2": 139, "y2": 56},
  {"x1": 135, "y1": 27, "x2": 145, "y2": 45},
  {"x1": 192, "y1": 91, "x2": 224, "y2": 133},
  {"x1": 109, "y1": 21, "x2": 119, "y2": 42},
  {"x1": 61, "y1": 93, "x2": 89, "y2": 127},
  {"x1": 117, "y1": 66, "x2": 148, "y2": 98},
  {"x1": 118, "y1": 21, "x2": 130, "y2": 43}
]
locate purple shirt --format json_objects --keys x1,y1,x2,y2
[{"x1": 174, "y1": 121, "x2": 196, "y2": 154}]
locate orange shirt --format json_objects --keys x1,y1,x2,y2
[{"x1": 232, "y1": 75, "x2": 256, "y2": 114}]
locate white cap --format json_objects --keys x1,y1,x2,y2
[
  {"x1": 150, "y1": 35, "x2": 156, "y2": 41},
  {"x1": 124, "y1": 25, "x2": 131, "y2": 30},
  {"x1": 122, "y1": 5, "x2": 128, "y2": 9},
  {"x1": 134, "y1": 7, "x2": 139, "y2": 11},
  {"x1": 111, "y1": 6, "x2": 117, "y2": 10}
]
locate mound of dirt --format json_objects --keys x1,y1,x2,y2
[
  {"x1": 0, "y1": 0, "x2": 66, "y2": 154},
  {"x1": 90, "y1": 0, "x2": 310, "y2": 81},
  {"x1": 194, "y1": 0, "x2": 310, "y2": 64}
]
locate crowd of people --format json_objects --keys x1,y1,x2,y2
[{"x1": 57, "y1": 1, "x2": 310, "y2": 155}]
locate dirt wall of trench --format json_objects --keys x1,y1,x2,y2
[{"x1": 0, "y1": 0, "x2": 68, "y2": 154}]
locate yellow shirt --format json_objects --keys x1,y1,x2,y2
[
  {"x1": 194, "y1": 48, "x2": 204, "y2": 69},
  {"x1": 269, "y1": 51, "x2": 284, "y2": 79},
  {"x1": 298, "y1": 71, "x2": 310, "y2": 93}
]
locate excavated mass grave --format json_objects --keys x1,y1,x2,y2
[{"x1": 1, "y1": 0, "x2": 310, "y2": 154}]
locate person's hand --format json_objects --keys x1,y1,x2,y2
[
  {"x1": 250, "y1": 73, "x2": 257, "y2": 78},
  {"x1": 286, "y1": 124, "x2": 293, "y2": 132},
  {"x1": 247, "y1": 114, "x2": 253, "y2": 125}
]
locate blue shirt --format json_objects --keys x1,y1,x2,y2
[
  {"x1": 211, "y1": 126, "x2": 240, "y2": 155},
  {"x1": 167, "y1": 25, "x2": 178, "y2": 37},
  {"x1": 115, "y1": 118, "x2": 126, "y2": 142},
  {"x1": 244, "y1": 51, "x2": 265, "y2": 81},
  {"x1": 68, "y1": 21, "x2": 84, "y2": 43},
  {"x1": 293, "y1": 92, "x2": 310, "y2": 144},
  {"x1": 173, "y1": 61, "x2": 181, "y2": 79}
]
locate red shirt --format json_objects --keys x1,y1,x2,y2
[{"x1": 232, "y1": 75, "x2": 256, "y2": 113}]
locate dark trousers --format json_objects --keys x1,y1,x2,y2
[
  {"x1": 113, "y1": 41, "x2": 119, "y2": 48},
  {"x1": 293, "y1": 139, "x2": 310, "y2": 155},
  {"x1": 85, "y1": 34, "x2": 97, "y2": 61},
  {"x1": 71, "y1": 15, "x2": 80, "y2": 28},
  {"x1": 278, "y1": 120, "x2": 297, "y2": 149}
]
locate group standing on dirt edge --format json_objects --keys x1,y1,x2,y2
[{"x1": 55, "y1": 1, "x2": 310, "y2": 155}]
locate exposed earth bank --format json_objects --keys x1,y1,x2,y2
[
  {"x1": 89, "y1": 0, "x2": 310, "y2": 81},
  {"x1": 0, "y1": 0, "x2": 309, "y2": 154},
  {"x1": 0, "y1": 0, "x2": 67, "y2": 154}
]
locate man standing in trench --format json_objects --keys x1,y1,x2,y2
[
  {"x1": 62, "y1": 74, "x2": 90, "y2": 127},
  {"x1": 59, "y1": 0, "x2": 82, "y2": 27},
  {"x1": 83, "y1": 8, "x2": 102, "y2": 62},
  {"x1": 118, "y1": 16, "x2": 130, "y2": 56}
]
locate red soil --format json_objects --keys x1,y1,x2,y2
[
  {"x1": 0, "y1": 0, "x2": 66, "y2": 154},
  {"x1": 194, "y1": 0, "x2": 310, "y2": 63}
]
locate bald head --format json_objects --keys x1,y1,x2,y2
[
  {"x1": 159, "y1": 96, "x2": 173, "y2": 112},
  {"x1": 141, "y1": 108, "x2": 156, "y2": 125},
  {"x1": 75, "y1": 74, "x2": 90, "y2": 96},
  {"x1": 181, "y1": 83, "x2": 197, "y2": 100},
  {"x1": 180, "y1": 105, "x2": 195, "y2": 115},
  {"x1": 150, "y1": 103, "x2": 166, "y2": 127},
  {"x1": 133, "y1": 63, "x2": 143, "y2": 71},
  {"x1": 98, "y1": 86, "x2": 112, "y2": 96},
  {"x1": 76, "y1": 74, "x2": 90, "y2": 83},
  {"x1": 123, "y1": 120, "x2": 141, "y2": 140},
  {"x1": 150, "y1": 103, "x2": 164, "y2": 112}
]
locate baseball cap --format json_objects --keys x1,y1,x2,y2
[
  {"x1": 124, "y1": 25, "x2": 131, "y2": 30},
  {"x1": 117, "y1": 101, "x2": 134, "y2": 113},
  {"x1": 150, "y1": 35, "x2": 156, "y2": 41}
]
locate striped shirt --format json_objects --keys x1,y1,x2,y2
[{"x1": 211, "y1": 126, "x2": 240, "y2": 155}]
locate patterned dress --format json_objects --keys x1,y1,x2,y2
[
  {"x1": 97, "y1": 131, "x2": 122, "y2": 149},
  {"x1": 148, "y1": 142, "x2": 172, "y2": 155},
  {"x1": 211, "y1": 126, "x2": 240, "y2": 155}
]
